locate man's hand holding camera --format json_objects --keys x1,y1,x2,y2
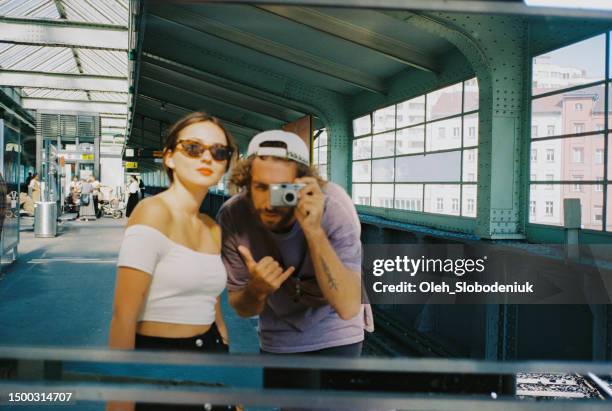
[
  {"x1": 294, "y1": 177, "x2": 325, "y2": 238},
  {"x1": 238, "y1": 245, "x2": 295, "y2": 300}
]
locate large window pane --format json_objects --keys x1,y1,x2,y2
[
  {"x1": 372, "y1": 158, "x2": 394, "y2": 182},
  {"x1": 396, "y1": 126, "x2": 424, "y2": 155},
  {"x1": 463, "y1": 149, "x2": 478, "y2": 182},
  {"x1": 318, "y1": 164, "x2": 327, "y2": 180},
  {"x1": 530, "y1": 134, "x2": 604, "y2": 182},
  {"x1": 426, "y1": 117, "x2": 462, "y2": 151},
  {"x1": 353, "y1": 137, "x2": 372, "y2": 160},
  {"x1": 462, "y1": 185, "x2": 477, "y2": 217},
  {"x1": 395, "y1": 184, "x2": 423, "y2": 211},
  {"x1": 372, "y1": 131, "x2": 395, "y2": 158},
  {"x1": 427, "y1": 82, "x2": 463, "y2": 121},
  {"x1": 373, "y1": 106, "x2": 395, "y2": 133},
  {"x1": 464, "y1": 78, "x2": 479, "y2": 112},
  {"x1": 464, "y1": 113, "x2": 479, "y2": 146},
  {"x1": 532, "y1": 34, "x2": 605, "y2": 96},
  {"x1": 352, "y1": 160, "x2": 371, "y2": 182},
  {"x1": 312, "y1": 147, "x2": 319, "y2": 165},
  {"x1": 353, "y1": 115, "x2": 371, "y2": 137},
  {"x1": 531, "y1": 93, "x2": 563, "y2": 138},
  {"x1": 395, "y1": 151, "x2": 461, "y2": 182},
  {"x1": 531, "y1": 84, "x2": 606, "y2": 139},
  {"x1": 318, "y1": 129, "x2": 328, "y2": 146},
  {"x1": 529, "y1": 184, "x2": 603, "y2": 229},
  {"x1": 372, "y1": 184, "x2": 394, "y2": 208},
  {"x1": 351, "y1": 77, "x2": 478, "y2": 218},
  {"x1": 352, "y1": 183, "x2": 371, "y2": 206},
  {"x1": 608, "y1": 132, "x2": 612, "y2": 172},
  {"x1": 424, "y1": 184, "x2": 461, "y2": 215},
  {"x1": 606, "y1": 184, "x2": 612, "y2": 231},
  {"x1": 397, "y1": 96, "x2": 425, "y2": 128},
  {"x1": 319, "y1": 146, "x2": 327, "y2": 165}
]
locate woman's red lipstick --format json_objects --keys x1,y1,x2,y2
[{"x1": 197, "y1": 167, "x2": 213, "y2": 176}]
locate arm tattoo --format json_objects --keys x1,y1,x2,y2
[{"x1": 320, "y1": 256, "x2": 338, "y2": 291}]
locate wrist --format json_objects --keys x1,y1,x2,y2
[
  {"x1": 304, "y1": 226, "x2": 326, "y2": 242},
  {"x1": 245, "y1": 283, "x2": 268, "y2": 303}
]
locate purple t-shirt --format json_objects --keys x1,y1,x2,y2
[{"x1": 217, "y1": 182, "x2": 365, "y2": 353}]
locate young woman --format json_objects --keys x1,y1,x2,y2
[{"x1": 108, "y1": 112, "x2": 238, "y2": 411}]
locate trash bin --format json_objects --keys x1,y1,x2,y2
[{"x1": 34, "y1": 201, "x2": 57, "y2": 238}]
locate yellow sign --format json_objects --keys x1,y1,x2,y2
[
  {"x1": 81, "y1": 153, "x2": 94, "y2": 161},
  {"x1": 125, "y1": 162, "x2": 138, "y2": 169}
]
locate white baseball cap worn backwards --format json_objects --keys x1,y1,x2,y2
[{"x1": 247, "y1": 130, "x2": 310, "y2": 166}]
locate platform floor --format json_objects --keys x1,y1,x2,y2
[{"x1": 0, "y1": 217, "x2": 264, "y2": 410}]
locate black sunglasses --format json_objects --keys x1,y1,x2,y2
[{"x1": 176, "y1": 139, "x2": 233, "y2": 162}]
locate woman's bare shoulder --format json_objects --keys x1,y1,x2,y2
[{"x1": 127, "y1": 196, "x2": 172, "y2": 233}]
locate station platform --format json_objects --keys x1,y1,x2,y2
[{"x1": 0, "y1": 218, "x2": 265, "y2": 410}]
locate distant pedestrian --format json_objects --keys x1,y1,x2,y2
[
  {"x1": 138, "y1": 176, "x2": 145, "y2": 199},
  {"x1": 92, "y1": 176, "x2": 101, "y2": 218},
  {"x1": 79, "y1": 178, "x2": 96, "y2": 221},
  {"x1": 125, "y1": 175, "x2": 140, "y2": 218},
  {"x1": 24, "y1": 172, "x2": 33, "y2": 193},
  {"x1": 28, "y1": 173, "x2": 40, "y2": 203}
]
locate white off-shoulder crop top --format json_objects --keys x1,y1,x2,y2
[{"x1": 116, "y1": 224, "x2": 227, "y2": 325}]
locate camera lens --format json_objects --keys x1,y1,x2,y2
[{"x1": 284, "y1": 192, "x2": 295, "y2": 203}]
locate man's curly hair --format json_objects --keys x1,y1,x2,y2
[{"x1": 229, "y1": 156, "x2": 326, "y2": 194}]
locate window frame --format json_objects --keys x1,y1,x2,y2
[
  {"x1": 528, "y1": 31, "x2": 611, "y2": 234},
  {"x1": 351, "y1": 77, "x2": 479, "y2": 220}
]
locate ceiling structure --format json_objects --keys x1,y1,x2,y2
[
  {"x1": 128, "y1": 1, "x2": 454, "y2": 165},
  {"x1": 126, "y1": 0, "x2": 612, "y2": 174},
  {"x1": 0, "y1": 0, "x2": 129, "y2": 149}
]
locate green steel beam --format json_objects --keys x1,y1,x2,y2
[
  {"x1": 203, "y1": 0, "x2": 612, "y2": 19},
  {"x1": 255, "y1": 5, "x2": 439, "y2": 73},
  {"x1": 0, "y1": 15, "x2": 128, "y2": 51},
  {"x1": 135, "y1": 95, "x2": 261, "y2": 137},
  {"x1": 139, "y1": 61, "x2": 302, "y2": 122},
  {"x1": 0, "y1": 70, "x2": 128, "y2": 92},
  {"x1": 147, "y1": 4, "x2": 386, "y2": 94},
  {"x1": 141, "y1": 52, "x2": 317, "y2": 117},
  {"x1": 138, "y1": 76, "x2": 281, "y2": 130}
]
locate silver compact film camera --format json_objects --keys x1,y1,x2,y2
[{"x1": 269, "y1": 183, "x2": 305, "y2": 207}]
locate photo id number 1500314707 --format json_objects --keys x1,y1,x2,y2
[{"x1": 2, "y1": 391, "x2": 75, "y2": 405}]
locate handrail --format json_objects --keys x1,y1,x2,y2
[{"x1": 1, "y1": 346, "x2": 611, "y2": 375}]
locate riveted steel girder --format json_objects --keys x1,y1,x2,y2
[
  {"x1": 0, "y1": 70, "x2": 128, "y2": 92},
  {"x1": 0, "y1": 16, "x2": 128, "y2": 51}
]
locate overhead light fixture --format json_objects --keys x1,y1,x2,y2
[{"x1": 524, "y1": 0, "x2": 612, "y2": 11}]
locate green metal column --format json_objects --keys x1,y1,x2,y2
[{"x1": 386, "y1": 11, "x2": 527, "y2": 240}]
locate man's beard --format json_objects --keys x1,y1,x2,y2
[
  {"x1": 257, "y1": 207, "x2": 295, "y2": 232},
  {"x1": 247, "y1": 190, "x2": 295, "y2": 232}
]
